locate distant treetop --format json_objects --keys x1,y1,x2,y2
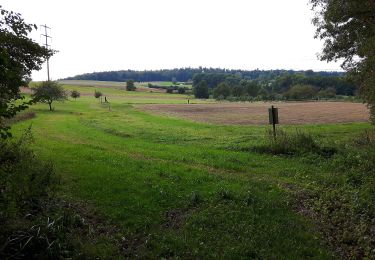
[{"x1": 63, "y1": 68, "x2": 345, "y2": 83}]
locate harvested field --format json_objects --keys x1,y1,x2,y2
[{"x1": 139, "y1": 102, "x2": 370, "y2": 125}]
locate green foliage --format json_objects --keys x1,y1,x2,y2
[
  {"x1": 166, "y1": 87, "x2": 174, "y2": 94},
  {"x1": 70, "y1": 90, "x2": 80, "y2": 100},
  {"x1": 309, "y1": 130, "x2": 375, "y2": 259},
  {"x1": 193, "y1": 80, "x2": 209, "y2": 99},
  {"x1": 94, "y1": 90, "x2": 102, "y2": 99},
  {"x1": 284, "y1": 84, "x2": 318, "y2": 100},
  {"x1": 8, "y1": 83, "x2": 375, "y2": 258},
  {"x1": 0, "y1": 127, "x2": 56, "y2": 222},
  {"x1": 311, "y1": 0, "x2": 375, "y2": 122},
  {"x1": 317, "y1": 87, "x2": 336, "y2": 99},
  {"x1": 0, "y1": 6, "x2": 53, "y2": 138},
  {"x1": 177, "y1": 87, "x2": 186, "y2": 94},
  {"x1": 32, "y1": 81, "x2": 67, "y2": 111},
  {"x1": 126, "y1": 80, "x2": 136, "y2": 91},
  {"x1": 213, "y1": 82, "x2": 231, "y2": 99},
  {"x1": 253, "y1": 129, "x2": 335, "y2": 156}
]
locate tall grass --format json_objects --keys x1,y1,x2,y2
[
  {"x1": 0, "y1": 127, "x2": 56, "y2": 221},
  {"x1": 0, "y1": 128, "x2": 119, "y2": 259},
  {"x1": 253, "y1": 129, "x2": 336, "y2": 156}
]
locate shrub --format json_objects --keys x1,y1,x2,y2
[
  {"x1": 177, "y1": 87, "x2": 186, "y2": 94},
  {"x1": 213, "y1": 82, "x2": 231, "y2": 99},
  {"x1": 94, "y1": 90, "x2": 102, "y2": 99},
  {"x1": 71, "y1": 90, "x2": 80, "y2": 100},
  {"x1": 126, "y1": 80, "x2": 136, "y2": 91},
  {"x1": 317, "y1": 87, "x2": 336, "y2": 99},
  {"x1": 166, "y1": 88, "x2": 174, "y2": 94},
  {"x1": 284, "y1": 84, "x2": 318, "y2": 100}
]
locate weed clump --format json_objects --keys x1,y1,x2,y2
[
  {"x1": 253, "y1": 129, "x2": 336, "y2": 156},
  {"x1": 190, "y1": 191, "x2": 202, "y2": 206},
  {"x1": 217, "y1": 188, "x2": 234, "y2": 201}
]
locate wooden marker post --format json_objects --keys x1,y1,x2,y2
[{"x1": 268, "y1": 105, "x2": 279, "y2": 139}]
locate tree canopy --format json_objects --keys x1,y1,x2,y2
[
  {"x1": 194, "y1": 80, "x2": 209, "y2": 99},
  {"x1": 0, "y1": 5, "x2": 53, "y2": 138},
  {"x1": 311, "y1": 0, "x2": 375, "y2": 121},
  {"x1": 32, "y1": 81, "x2": 67, "y2": 111}
]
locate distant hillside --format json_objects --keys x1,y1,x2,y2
[{"x1": 63, "y1": 68, "x2": 345, "y2": 83}]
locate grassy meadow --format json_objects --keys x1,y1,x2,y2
[{"x1": 10, "y1": 82, "x2": 374, "y2": 258}]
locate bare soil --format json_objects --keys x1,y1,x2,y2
[{"x1": 139, "y1": 102, "x2": 370, "y2": 125}]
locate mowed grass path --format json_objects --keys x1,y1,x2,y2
[{"x1": 12, "y1": 84, "x2": 371, "y2": 258}]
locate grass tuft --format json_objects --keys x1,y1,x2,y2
[{"x1": 253, "y1": 129, "x2": 336, "y2": 157}]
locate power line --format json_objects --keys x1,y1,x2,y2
[{"x1": 41, "y1": 24, "x2": 52, "y2": 81}]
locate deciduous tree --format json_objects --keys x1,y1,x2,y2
[
  {"x1": 126, "y1": 80, "x2": 136, "y2": 91},
  {"x1": 0, "y1": 6, "x2": 53, "y2": 138},
  {"x1": 311, "y1": 0, "x2": 375, "y2": 121},
  {"x1": 194, "y1": 80, "x2": 209, "y2": 99},
  {"x1": 32, "y1": 81, "x2": 67, "y2": 111}
]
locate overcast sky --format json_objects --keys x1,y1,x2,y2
[{"x1": 3, "y1": 0, "x2": 342, "y2": 81}]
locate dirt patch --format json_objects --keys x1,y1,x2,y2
[{"x1": 139, "y1": 102, "x2": 370, "y2": 125}]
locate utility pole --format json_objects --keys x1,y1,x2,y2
[{"x1": 41, "y1": 24, "x2": 52, "y2": 81}]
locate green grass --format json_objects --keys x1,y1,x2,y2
[{"x1": 10, "y1": 84, "x2": 373, "y2": 258}]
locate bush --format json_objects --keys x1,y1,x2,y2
[
  {"x1": 71, "y1": 90, "x2": 80, "y2": 100},
  {"x1": 213, "y1": 82, "x2": 231, "y2": 99},
  {"x1": 284, "y1": 84, "x2": 318, "y2": 100},
  {"x1": 126, "y1": 80, "x2": 136, "y2": 91},
  {"x1": 94, "y1": 90, "x2": 103, "y2": 100},
  {"x1": 177, "y1": 87, "x2": 186, "y2": 94}
]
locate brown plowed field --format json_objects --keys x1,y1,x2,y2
[{"x1": 139, "y1": 102, "x2": 370, "y2": 125}]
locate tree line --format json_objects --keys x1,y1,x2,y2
[
  {"x1": 64, "y1": 68, "x2": 345, "y2": 84},
  {"x1": 192, "y1": 71, "x2": 358, "y2": 100}
]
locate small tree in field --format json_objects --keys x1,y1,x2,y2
[
  {"x1": 71, "y1": 90, "x2": 80, "y2": 100},
  {"x1": 32, "y1": 81, "x2": 67, "y2": 111},
  {"x1": 94, "y1": 90, "x2": 102, "y2": 102},
  {"x1": 126, "y1": 80, "x2": 136, "y2": 91}
]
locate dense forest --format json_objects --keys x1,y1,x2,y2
[
  {"x1": 64, "y1": 68, "x2": 344, "y2": 83},
  {"x1": 64, "y1": 68, "x2": 357, "y2": 101},
  {"x1": 192, "y1": 71, "x2": 357, "y2": 100}
]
